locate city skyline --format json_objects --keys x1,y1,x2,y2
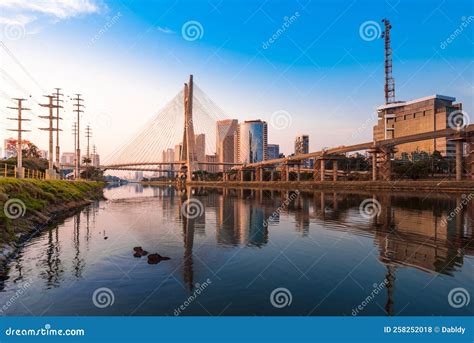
[{"x1": 0, "y1": 0, "x2": 472, "y2": 159}]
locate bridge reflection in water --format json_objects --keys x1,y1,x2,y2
[{"x1": 0, "y1": 185, "x2": 472, "y2": 316}]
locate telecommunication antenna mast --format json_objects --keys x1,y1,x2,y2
[{"x1": 381, "y1": 18, "x2": 395, "y2": 104}]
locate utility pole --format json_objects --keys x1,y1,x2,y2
[
  {"x1": 381, "y1": 18, "x2": 395, "y2": 104},
  {"x1": 85, "y1": 125, "x2": 92, "y2": 165},
  {"x1": 72, "y1": 94, "x2": 84, "y2": 179},
  {"x1": 7, "y1": 98, "x2": 31, "y2": 178},
  {"x1": 39, "y1": 95, "x2": 61, "y2": 179},
  {"x1": 72, "y1": 122, "x2": 78, "y2": 178},
  {"x1": 53, "y1": 88, "x2": 63, "y2": 175}
]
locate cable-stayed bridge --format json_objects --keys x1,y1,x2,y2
[{"x1": 99, "y1": 75, "x2": 473, "y2": 182}]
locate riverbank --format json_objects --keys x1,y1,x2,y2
[
  {"x1": 0, "y1": 178, "x2": 104, "y2": 265},
  {"x1": 142, "y1": 180, "x2": 474, "y2": 192}
]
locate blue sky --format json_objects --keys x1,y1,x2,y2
[{"x1": 0, "y1": 0, "x2": 473, "y2": 157}]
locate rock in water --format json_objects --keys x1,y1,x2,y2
[
  {"x1": 133, "y1": 247, "x2": 148, "y2": 257},
  {"x1": 147, "y1": 253, "x2": 171, "y2": 264}
]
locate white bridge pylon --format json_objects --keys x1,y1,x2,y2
[{"x1": 104, "y1": 75, "x2": 227, "y2": 170}]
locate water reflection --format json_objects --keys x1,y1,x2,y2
[{"x1": 0, "y1": 185, "x2": 472, "y2": 316}]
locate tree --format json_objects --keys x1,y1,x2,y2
[
  {"x1": 80, "y1": 166, "x2": 104, "y2": 181},
  {"x1": 22, "y1": 142, "x2": 41, "y2": 158}
]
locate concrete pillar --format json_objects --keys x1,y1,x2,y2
[
  {"x1": 379, "y1": 148, "x2": 392, "y2": 181},
  {"x1": 270, "y1": 170, "x2": 274, "y2": 181},
  {"x1": 332, "y1": 160, "x2": 338, "y2": 182},
  {"x1": 455, "y1": 139, "x2": 463, "y2": 181},
  {"x1": 320, "y1": 159, "x2": 325, "y2": 182},
  {"x1": 239, "y1": 170, "x2": 244, "y2": 182},
  {"x1": 250, "y1": 170, "x2": 254, "y2": 181},
  {"x1": 372, "y1": 152, "x2": 378, "y2": 181},
  {"x1": 256, "y1": 168, "x2": 263, "y2": 182},
  {"x1": 297, "y1": 164, "x2": 301, "y2": 181},
  {"x1": 313, "y1": 161, "x2": 320, "y2": 181}
]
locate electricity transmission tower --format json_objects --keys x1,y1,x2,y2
[
  {"x1": 39, "y1": 95, "x2": 61, "y2": 179},
  {"x1": 85, "y1": 125, "x2": 92, "y2": 165},
  {"x1": 53, "y1": 88, "x2": 63, "y2": 173},
  {"x1": 72, "y1": 94, "x2": 84, "y2": 179},
  {"x1": 7, "y1": 98, "x2": 31, "y2": 178},
  {"x1": 72, "y1": 122, "x2": 78, "y2": 178}
]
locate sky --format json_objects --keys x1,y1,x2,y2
[{"x1": 0, "y1": 0, "x2": 473, "y2": 160}]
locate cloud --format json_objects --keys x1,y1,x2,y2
[
  {"x1": 0, "y1": 0, "x2": 104, "y2": 19},
  {"x1": 0, "y1": 14, "x2": 37, "y2": 26},
  {"x1": 0, "y1": 0, "x2": 105, "y2": 38},
  {"x1": 157, "y1": 26, "x2": 174, "y2": 34}
]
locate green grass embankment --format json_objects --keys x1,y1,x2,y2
[{"x1": 0, "y1": 178, "x2": 104, "y2": 247}]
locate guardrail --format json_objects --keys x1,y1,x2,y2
[{"x1": 1, "y1": 164, "x2": 46, "y2": 179}]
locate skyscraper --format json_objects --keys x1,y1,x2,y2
[
  {"x1": 216, "y1": 119, "x2": 238, "y2": 171},
  {"x1": 295, "y1": 134, "x2": 310, "y2": 167},
  {"x1": 267, "y1": 144, "x2": 280, "y2": 160},
  {"x1": 235, "y1": 120, "x2": 268, "y2": 164},
  {"x1": 194, "y1": 133, "x2": 206, "y2": 163}
]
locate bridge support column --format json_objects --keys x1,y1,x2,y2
[
  {"x1": 238, "y1": 170, "x2": 244, "y2": 182},
  {"x1": 368, "y1": 149, "x2": 378, "y2": 181},
  {"x1": 280, "y1": 165, "x2": 288, "y2": 181},
  {"x1": 468, "y1": 138, "x2": 474, "y2": 180},
  {"x1": 320, "y1": 159, "x2": 325, "y2": 182},
  {"x1": 379, "y1": 147, "x2": 394, "y2": 181},
  {"x1": 332, "y1": 160, "x2": 338, "y2": 182},
  {"x1": 313, "y1": 161, "x2": 320, "y2": 181},
  {"x1": 372, "y1": 152, "x2": 378, "y2": 181},
  {"x1": 256, "y1": 168, "x2": 263, "y2": 182},
  {"x1": 454, "y1": 139, "x2": 464, "y2": 181}
]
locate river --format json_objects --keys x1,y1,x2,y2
[{"x1": 0, "y1": 184, "x2": 472, "y2": 316}]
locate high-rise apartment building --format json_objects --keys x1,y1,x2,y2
[
  {"x1": 195, "y1": 134, "x2": 206, "y2": 165},
  {"x1": 294, "y1": 134, "x2": 309, "y2": 167},
  {"x1": 267, "y1": 144, "x2": 280, "y2": 160},
  {"x1": 216, "y1": 119, "x2": 238, "y2": 171}
]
